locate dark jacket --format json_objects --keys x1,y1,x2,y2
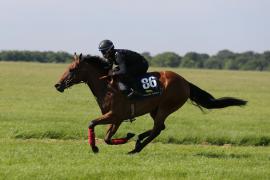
[{"x1": 112, "y1": 49, "x2": 149, "y2": 77}]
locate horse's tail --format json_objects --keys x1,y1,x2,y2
[{"x1": 188, "y1": 82, "x2": 247, "y2": 109}]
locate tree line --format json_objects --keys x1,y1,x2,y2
[
  {"x1": 142, "y1": 50, "x2": 270, "y2": 71},
  {"x1": 0, "y1": 50, "x2": 72, "y2": 63},
  {"x1": 0, "y1": 50, "x2": 270, "y2": 71}
]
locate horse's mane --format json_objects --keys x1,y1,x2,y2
[{"x1": 83, "y1": 55, "x2": 110, "y2": 70}]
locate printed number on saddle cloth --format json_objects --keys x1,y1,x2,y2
[{"x1": 141, "y1": 76, "x2": 157, "y2": 89}]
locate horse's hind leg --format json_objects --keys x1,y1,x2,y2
[
  {"x1": 137, "y1": 130, "x2": 152, "y2": 141},
  {"x1": 104, "y1": 124, "x2": 135, "y2": 145},
  {"x1": 134, "y1": 130, "x2": 152, "y2": 150},
  {"x1": 133, "y1": 109, "x2": 157, "y2": 147},
  {"x1": 129, "y1": 122, "x2": 165, "y2": 154},
  {"x1": 129, "y1": 112, "x2": 167, "y2": 154},
  {"x1": 129, "y1": 101, "x2": 184, "y2": 154}
]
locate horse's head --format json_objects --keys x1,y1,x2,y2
[{"x1": 54, "y1": 53, "x2": 88, "y2": 92}]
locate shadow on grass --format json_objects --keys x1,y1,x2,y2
[
  {"x1": 12, "y1": 130, "x2": 270, "y2": 147},
  {"x1": 194, "y1": 152, "x2": 251, "y2": 159},
  {"x1": 165, "y1": 136, "x2": 270, "y2": 146},
  {"x1": 12, "y1": 130, "x2": 80, "y2": 140}
]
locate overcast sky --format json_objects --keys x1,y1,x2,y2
[{"x1": 0, "y1": 0, "x2": 269, "y2": 56}]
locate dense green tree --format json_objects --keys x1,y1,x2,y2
[
  {"x1": 204, "y1": 56, "x2": 224, "y2": 69},
  {"x1": 210, "y1": 50, "x2": 236, "y2": 69},
  {"x1": 151, "y1": 52, "x2": 181, "y2": 67},
  {"x1": 0, "y1": 50, "x2": 72, "y2": 63},
  {"x1": 216, "y1": 49, "x2": 235, "y2": 60},
  {"x1": 263, "y1": 51, "x2": 270, "y2": 70},
  {"x1": 235, "y1": 51, "x2": 257, "y2": 70},
  {"x1": 224, "y1": 59, "x2": 239, "y2": 70},
  {"x1": 181, "y1": 52, "x2": 209, "y2": 68}
]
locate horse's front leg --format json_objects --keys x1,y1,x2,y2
[
  {"x1": 88, "y1": 111, "x2": 116, "y2": 153},
  {"x1": 104, "y1": 124, "x2": 135, "y2": 145}
]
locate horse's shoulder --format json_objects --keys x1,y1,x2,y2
[{"x1": 149, "y1": 70, "x2": 176, "y2": 78}]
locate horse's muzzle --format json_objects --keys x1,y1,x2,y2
[{"x1": 54, "y1": 83, "x2": 65, "y2": 92}]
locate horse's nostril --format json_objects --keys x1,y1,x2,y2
[{"x1": 54, "y1": 83, "x2": 64, "y2": 92}]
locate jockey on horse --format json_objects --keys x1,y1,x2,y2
[
  {"x1": 55, "y1": 52, "x2": 247, "y2": 154},
  {"x1": 98, "y1": 40, "x2": 149, "y2": 98}
]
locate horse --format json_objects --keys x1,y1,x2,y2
[{"x1": 54, "y1": 53, "x2": 247, "y2": 154}]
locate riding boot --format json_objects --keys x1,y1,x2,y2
[
  {"x1": 125, "y1": 76, "x2": 141, "y2": 98},
  {"x1": 119, "y1": 75, "x2": 138, "y2": 99}
]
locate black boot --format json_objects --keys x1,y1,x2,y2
[{"x1": 119, "y1": 75, "x2": 140, "y2": 99}]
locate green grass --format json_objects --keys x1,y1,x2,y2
[
  {"x1": 0, "y1": 139, "x2": 270, "y2": 180},
  {"x1": 0, "y1": 61, "x2": 270, "y2": 179}
]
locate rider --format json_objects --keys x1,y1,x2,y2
[{"x1": 98, "y1": 39, "x2": 149, "y2": 98}]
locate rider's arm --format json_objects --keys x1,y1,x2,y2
[{"x1": 113, "y1": 52, "x2": 126, "y2": 75}]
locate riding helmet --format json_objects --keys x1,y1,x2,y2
[{"x1": 98, "y1": 40, "x2": 114, "y2": 53}]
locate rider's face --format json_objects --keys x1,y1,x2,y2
[{"x1": 102, "y1": 49, "x2": 113, "y2": 60}]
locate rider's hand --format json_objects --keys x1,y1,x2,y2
[{"x1": 108, "y1": 70, "x2": 114, "y2": 76}]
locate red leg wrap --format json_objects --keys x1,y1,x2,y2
[
  {"x1": 88, "y1": 128, "x2": 96, "y2": 146},
  {"x1": 111, "y1": 138, "x2": 128, "y2": 145}
]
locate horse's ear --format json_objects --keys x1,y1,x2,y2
[
  {"x1": 74, "y1": 52, "x2": 78, "y2": 61},
  {"x1": 79, "y1": 53, "x2": 83, "y2": 62}
]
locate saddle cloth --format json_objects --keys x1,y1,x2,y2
[{"x1": 132, "y1": 73, "x2": 162, "y2": 97}]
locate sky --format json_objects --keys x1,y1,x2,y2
[{"x1": 0, "y1": 0, "x2": 269, "y2": 56}]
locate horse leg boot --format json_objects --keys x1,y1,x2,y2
[
  {"x1": 88, "y1": 132, "x2": 99, "y2": 153},
  {"x1": 104, "y1": 124, "x2": 135, "y2": 145},
  {"x1": 88, "y1": 111, "x2": 116, "y2": 153}
]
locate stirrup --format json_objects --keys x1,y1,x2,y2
[
  {"x1": 127, "y1": 89, "x2": 135, "y2": 98},
  {"x1": 127, "y1": 88, "x2": 142, "y2": 99}
]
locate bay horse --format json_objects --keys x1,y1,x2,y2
[{"x1": 54, "y1": 54, "x2": 247, "y2": 154}]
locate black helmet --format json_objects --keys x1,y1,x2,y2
[{"x1": 98, "y1": 40, "x2": 114, "y2": 54}]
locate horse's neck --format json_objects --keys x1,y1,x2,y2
[{"x1": 85, "y1": 68, "x2": 109, "y2": 112}]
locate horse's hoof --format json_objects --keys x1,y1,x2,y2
[
  {"x1": 91, "y1": 146, "x2": 99, "y2": 153},
  {"x1": 128, "y1": 149, "x2": 138, "y2": 154},
  {"x1": 126, "y1": 133, "x2": 135, "y2": 139}
]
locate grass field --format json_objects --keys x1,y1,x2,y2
[{"x1": 0, "y1": 61, "x2": 270, "y2": 179}]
